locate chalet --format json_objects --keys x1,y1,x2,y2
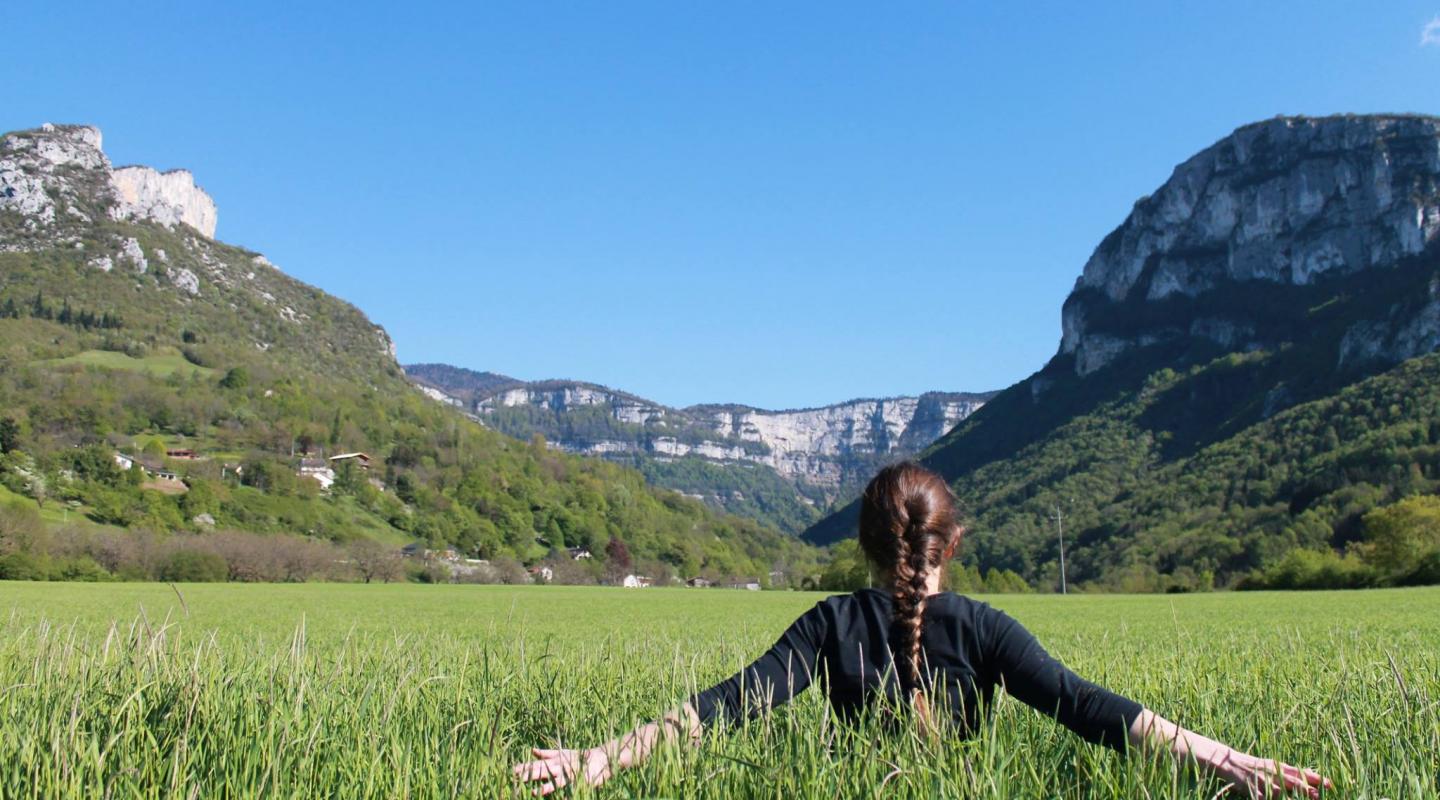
[
  {"x1": 726, "y1": 580, "x2": 762, "y2": 591},
  {"x1": 686, "y1": 577, "x2": 713, "y2": 588},
  {"x1": 130, "y1": 455, "x2": 177, "y2": 480},
  {"x1": 166, "y1": 448, "x2": 197, "y2": 460},
  {"x1": 298, "y1": 458, "x2": 335, "y2": 489},
  {"x1": 622, "y1": 574, "x2": 653, "y2": 589},
  {"x1": 329, "y1": 452, "x2": 373, "y2": 470},
  {"x1": 113, "y1": 452, "x2": 136, "y2": 470},
  {"x1": 401, "y1": 542, "x2": 429, "y2": 558},
  {"x1": 529, "y1": 565, "x2": 554, "y2": 583},
  {"x1": 566, "y1": 547, "x2": 593, "y2": 560}
]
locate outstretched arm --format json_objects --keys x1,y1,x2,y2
[
  {"x1": 1128, "y1": 710, "x2": 1332, "y2": 799},
  {"x1": 984, "y1": 609, "x2": 1331, "y2": 796},
  {"x1": 512, "y1": 704, "x2": 702, "y2": 796},
  {"x1": 513, "y1": 602, "x2": 828, "y2": 794}
]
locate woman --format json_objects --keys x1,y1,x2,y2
[{"x1": 514, "y1": 462, "x2": 1332, "y2": 798}]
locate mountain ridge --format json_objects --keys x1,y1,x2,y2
[
  {"x1": 806, "y1": 113, "x2": 1440, "y2": 591},
  {"x1": 405, "y1": 362, "x2": 994, "y2": 533}
]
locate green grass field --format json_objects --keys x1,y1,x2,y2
[
  {"x1": 34, "y1": 347, "x2": 216, "y2": 378},
  {"x1": 0, "y1": 583, "x2": 1434, "y2": 798}
]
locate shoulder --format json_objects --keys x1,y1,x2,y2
[
  {"x1": 928, "y1": 593, "x2": 1025, "y2": 639},
  {"x1": 927, "y1": 591, "x2": 989, "y2": 618}
]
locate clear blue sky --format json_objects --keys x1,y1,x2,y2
[{"x1": 6, "y1": 2, "x2": 1440, "y2": 408}]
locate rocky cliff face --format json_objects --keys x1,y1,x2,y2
[
  {"x1": 1061, "y1": 115, "x2": 1440, "y2": 376},
  {"x1": 1, "y1": 124, "x2": 218, "y2": 238},
  {"x1": 111, "y1": 165, "x2": 218, "y2": 238},
  {"x1": 0, "y1": 123, "x2": 396, "y2": 366},
  {"x1": 407, "y1": 364, "x2": 992, "y2": 529}
]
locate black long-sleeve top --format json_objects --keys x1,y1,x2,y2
[{"x1": 689, "y1": 589, "x2": 1143, "y2": 751}]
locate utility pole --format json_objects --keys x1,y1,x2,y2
[{"x1": 1051, "y1": 504, "x2": 1068, "y2": 595}]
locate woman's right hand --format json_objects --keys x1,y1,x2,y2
[{"x1": 1204, "y1": 748, "x2": 1332, "y2": 799}]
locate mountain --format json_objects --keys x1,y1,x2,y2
[
  {"x1": 806, "y1": 114, "x2": 1440, "y2": 591},
  {"x1": 405, "y1": 363, "x2": 993, "y2": 533},
  {"x1": 0, "y1": 123, "x2": 817, "y2": 583}
]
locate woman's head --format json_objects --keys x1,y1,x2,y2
[
  {"x1": 857, "y1": 461, "x2": 962, "y2": 709},
  {"x1": 857, "y1": 461, "x2": 962, "y2": 587}
]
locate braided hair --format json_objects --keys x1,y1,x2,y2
[{"x1": 857, "y1": 461, "x2": 962, "y2": 732}]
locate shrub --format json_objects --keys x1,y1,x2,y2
[
  {"x1": 0, "y1": 551, "x2": 50, "y2": 580},
  {"x1": 158, "y1": 550, "x2": 228, "y2": 582},
  {"x1": 1247, "y1": 548, "x2": 1377, "y2": 590}
]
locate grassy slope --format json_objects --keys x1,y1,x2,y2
[
  {"x1": 0, "y1": 582, "x2": 1433, "y2": 797},
  {"x1": 34, "y1": 348, "x2": 216, "y2": 378}
]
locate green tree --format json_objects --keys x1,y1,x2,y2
[
  {"x1": 817, "y1": 540, "x2": 870, "y2": 591},
  {"x1": 0, "y1": 417, "x2": 18, "y2": 454},
  {"x1": 219, "y1": 367, "x2": 249, "y2": 390},
  {"x1": 1361, "y1": 494, "x2": 1440, "y2": 576}
]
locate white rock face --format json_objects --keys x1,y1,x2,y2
[
  {"x1": 172, "y1": 267, "x2": 200, "y2": 296},
  {"x1": 0, "y1": 125, "x2": 106, "y2": 227},
  {"x1": 111, "y1": 166, "x2": 217, "y2": 237},
  {"x1": 416, "y1": 385, "x2": 464, "y2": 407},
  {"x1": 1061, "y1": 115, "x2": 1440, "y2": 375},
  {"x1": 0, "y1": 123, "x2": 218, "y2": 239},
  {"x1": 119, "y1": 237, "x2": 147, "y2": 273},
  {"x1": 476, "y1": 383, "x2": 987, "y2": 490}
]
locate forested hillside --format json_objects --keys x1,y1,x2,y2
[
  {"x1": 807, "y1": 115, "x2": 1440, "y2": 591},
  {"x1": 0, "y1": 123, "x2": 818, "y2": 584}
]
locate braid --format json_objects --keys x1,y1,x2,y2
[
  {"x1": 891, "y1": 521, "x2": 930, "y2": 690},
  {"x1": 859, "y1": 461, "x2": 962, "y2": 737}
]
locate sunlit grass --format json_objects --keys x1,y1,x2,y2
[
  {"x1": 0, "y1": 583, "x2": 1434, "y2": 798},
  {"x1": 34, "y1": 347, "x2": 215, "y2": 378}
]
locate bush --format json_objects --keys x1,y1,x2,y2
[
  {"x1": 1400, "y1": 549, "x2": 1440, "y2": 586},
  {"x1": 158, "y1": 550, "x2": 228, "y2": 582},
  {"x1": 0, "y1": 551, "x2": 50, "y2": 580},
  {"x1": 55, "y1": 557, "x2": 108, "y2": 582},
  {"x1": 1245, "y1": 548, "x2": 1377, "y2": 590}
]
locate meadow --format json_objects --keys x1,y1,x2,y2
[{"x1": 0, "y1": 583, "x2": 1435, "y2": 799}]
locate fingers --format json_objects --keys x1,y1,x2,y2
[{"x1": 1251, "y1": 761, "x2": 1331, "y2": 799}]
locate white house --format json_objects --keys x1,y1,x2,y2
[
  {"x1": 298, "y1": 458, "x2": 336, "y2": 489},
  {"x1": 622, "y1": 574, "x2": 653, "y2": 589},
  {"x1": 113, "y1": 452, "x2": 135, "y2": 470}
]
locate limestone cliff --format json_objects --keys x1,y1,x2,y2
[
  {"x1": 0, "y1": 124, "x2": 217, "y2": 237},
  {"x1": 1061, "y1": 115, "x2": 1440, "y2": 376},
  {"x1": 0, "y1": 123, "x2": 397, "y2": 367},
  {"x1": 407, "y1": 363, "x2": 991, "y2": 532},
  {"x1": 111, "y1": 165, "x2": 218, "y2": 238}
]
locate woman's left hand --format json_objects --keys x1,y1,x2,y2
[{"x1": 512, "y1": 747, "x2": 612, "y2": 796}]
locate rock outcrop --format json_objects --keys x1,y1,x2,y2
[
  {"x1": 1, "y1": 122, "x2": 400, "y2": 368},
  {"x1": 1061, "y1": 115, "x2": 1440, "y2": 376},
  {"x1": 1, "y1": 123, "x2": 217, "y2": 238},
  {"x1": 111, "y1": 165, "x2": 218, "y2": 237}
]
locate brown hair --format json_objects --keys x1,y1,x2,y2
[{"x1": 857, "y1": 461, "x2": 962, "y2": 728}]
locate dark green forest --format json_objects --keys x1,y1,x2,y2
[{"x1": 808, "y1": 249, "x2": 1440, "y2": 591}]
